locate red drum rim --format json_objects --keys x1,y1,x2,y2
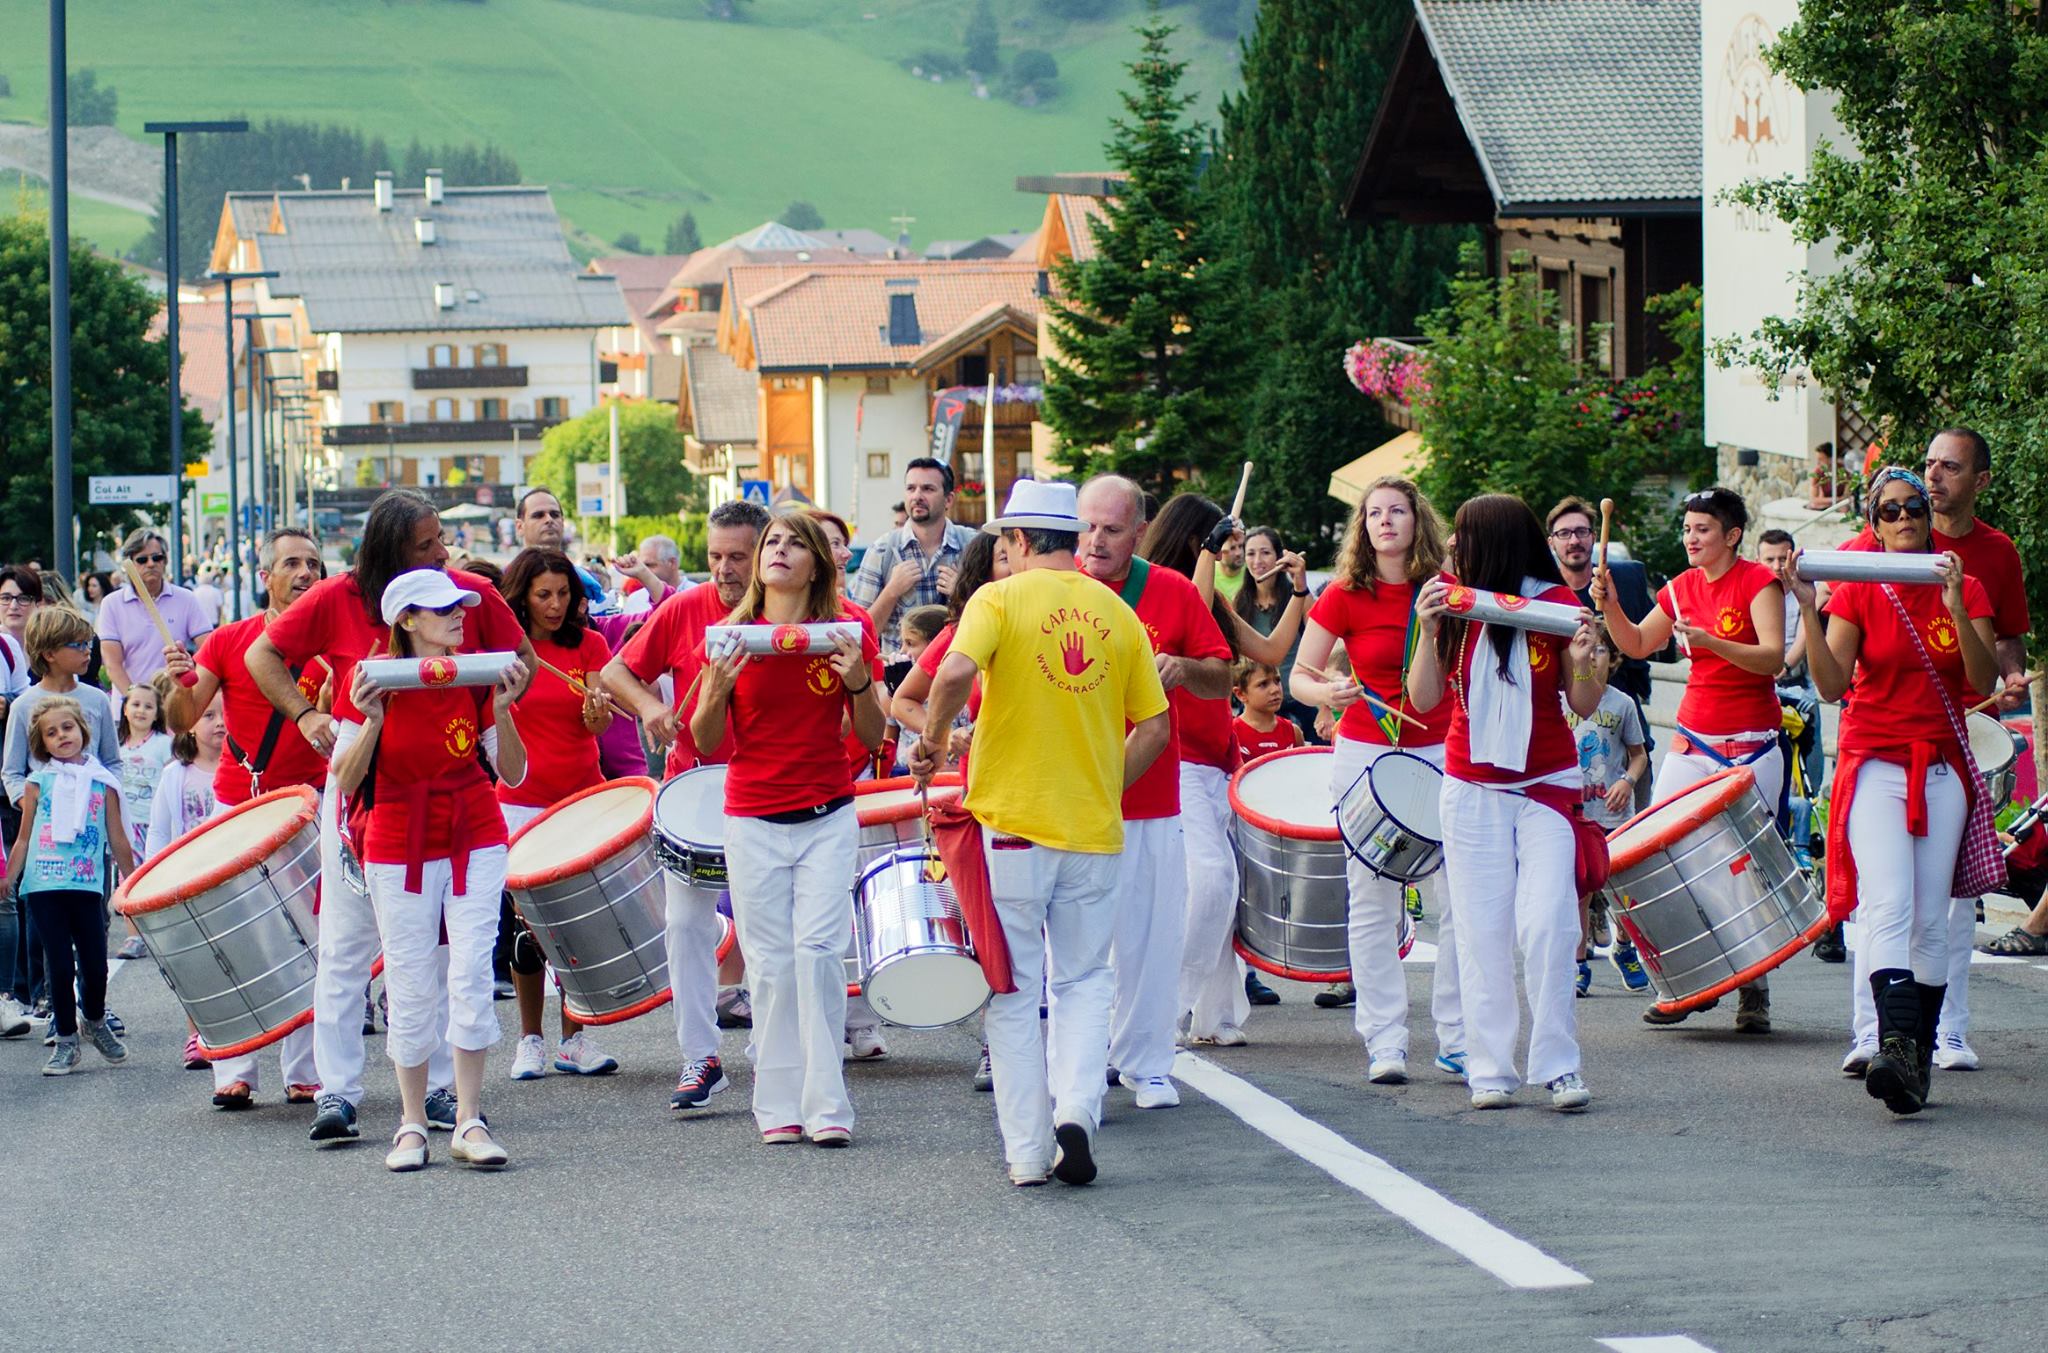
[
  {"x1": 1229, "y1": 747, "x2": 1340, "y2": 842},
  {"x1": 504, "y1": 776, "x2": 659, "y2": 890},
  {"x1": 854, "y1": 773, "x2": 964, "y2": 826},
  {"x1": 562, "y1": 914, "x2": 736, "y2": 1023},
  {"x1": 1232, "y1": 936, "x2": 1346, "y2": 983},
  {"x1": 115, "y1": 786, "x2": 319, "y2": 917},
  {"x1": 199, "y1": 958, "x2": 381, "y2": 1059},
  {"x1": 1638, "y1": 912, "x2": 1835, "y2": 1016},
  {"x1": 1604, "y1": 766, "x2": 1759, "y2": 874}
]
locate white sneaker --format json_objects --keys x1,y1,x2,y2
[
  {"x1": 1196, "y1": 1025, "x2": 1248, "y2": 1048},
  {"x1": 1931, "y1": 1033, "x2": 1980, "y2": 1071},
  {"x1": 508, "y1": 1034, "x2": 547, "y2": 1081},
  {"x1": 1469, "y1": 1088, "x2": 1513, "y2": 1110},
  {"x1": 554, "y1": 1031, "x2": 618, "y2": 1075},
  {"x1": 1120, "y1": 1073, "x2": 1179, "y2": 1109},
  {"x1": 1367, "y1": 1054, "x2": 1409, "y2": 1085},
  {"x1": 1840, "y1": 1039, "x2": 1876, "y2": 1077},
  {"x1": 1546, "y1": 1073, "x2": 1591, "y2": 1111},
  {"x1": 847, "y1": 1026, "x2": 889, "y2": 1060},
  {"x1": 0, "y1": 996, "x2": 29, "y2": 1040}
]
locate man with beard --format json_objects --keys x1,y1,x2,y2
[
  {"x1": 851, "y1": 459, "x2": 975, "y2": 669},
  {"x1": 1548, "y1": 497, "x2": 1661, "y2": 808}
]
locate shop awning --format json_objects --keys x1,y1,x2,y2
[{"x1": 1328, "y1": 431, "x2": 1425, "y2": 507}]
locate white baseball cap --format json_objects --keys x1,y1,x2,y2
[
  {"x1": 380, "y1": 568, "x2": 481, "y2": 625},
  {"x1": 984, "y1": 479, "x2": 1084, "y2": 534}
]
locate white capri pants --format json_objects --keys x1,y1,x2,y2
[
  {"x1": 1331, "y1": 737, "x2": 1461, "y2": 1061},
  {"x1": 1176, "y1": 763, "x2": 1247, "y2": 1041},
  {"x1": 1847, "y1": 759, "x2": 1965, "y2": 990},
  {"x1": 1108, "y1": 814, "x2": 1187, "y2": 1080},
  {"x1": 365, "y1": 846, "x2": 507, "y2": 1069},
  {"x1": 726, "y1": 806, "x2": 857, "y2": 1134},
  {"x1": 1438, "y1": 775, "x2": 1581, "y2": 1095}
]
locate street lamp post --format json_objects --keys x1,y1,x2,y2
[
  {"x1": 48, "y1": 0, "x2": 73, "y2": 581},
  {"x1": 143, "y1": 118, "x2": 245, "y2": 582},
  {"x1": 265, "y1": 374, "x2": 304, "y2": 524},
  {"x1": 236, "y1": 317, "x2": 291, "y2": 548},
  {"x1": 208, "y1": 270, "x2": 278, "y2": 619}
]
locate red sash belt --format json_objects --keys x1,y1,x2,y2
[
  {"x1": 398, "y1": 768, "x2": 484, "y2": 896},
  {"x1": 1519, "y1": 781, "x2": 1612, "y2": 897},
  {"x1": 1823, "y1": 739, "x2": 1971, "y2": 923}
]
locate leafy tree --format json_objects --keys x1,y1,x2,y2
[
  {"x1": 0, "y1": 213, "x2": 212, "y2": 566},
  {"x1": 613, "y1": 231, "x2": 644, "y2": 254},
  {"x1": 1196, "y1": 0, "x2": 1259, "y2": 39},
  {"x1": 664, "y1": 210, "x2": 702, "y2": 254},
  {"x1": 1719, "y1": 0, "x2": 2048, "y2": 654},
  {"x1": 1207, "y1": 0, "x2": 1466, "y2": 554},
  {"x1": 1042, "y1": 4, "x2": 1244, "y2": 496},
  {"x1": 965, "y1": 0, "x2": 1001, "y2": 74},
  {"x1": 61, "y1": 69, "x2": 117, "y2": 126},
  {"x1": 527, "y1": 401, "x2": 703, "y2": 552},
  {"x1": 780, "y1": 200, "x2": 825, "y2": 231}
]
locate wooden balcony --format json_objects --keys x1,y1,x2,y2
[
  {"x1": 412, "y1": 365, "x2": 530, "y2": 390},
  {"x1": 323, "y1": 417, "x2": 563, "y2": 446}
]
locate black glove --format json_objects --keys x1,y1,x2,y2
[{"x1": 1203, "y1": 515, "x2": 1240, "y2": 555}]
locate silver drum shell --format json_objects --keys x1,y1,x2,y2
[
  {"x1": 1234, "y1": 817, "x2": 1351, "y2": 980},
  {"x1": 854, "y1": 848, "x2": 989, "y2": 1029},
  {"x1": 1335, "y1": 757, "x2": 1445, "y2": 882},
  {"x1": 509, "y1": 831, "x2": 673, "y2": 1024}
]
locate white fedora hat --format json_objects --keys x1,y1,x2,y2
[{"x1": 984, "y1": 479, "x2": 1084, "y2": 534}]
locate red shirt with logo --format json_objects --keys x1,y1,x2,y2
[
  {"x1": 197, "y1": 614, "x2": 333, "y2": 805},
  {"x1": 1309, "y1": 578, "x2": 1454, "y2": 747},
  {"x1": 1443, "y1": 582, "x2": 1581, "y2": 785},
  {"x1": 1233, "y1": 715, "x2": 1302, "y2": 764},
  {"x1": 1844, "y1": 521, "x2": 2029, "y2": 639},
  {"x1": 1085, "y1": 562, "x2": 1232, "y2": 820},
  {"x1": 618, "y1": 581, "x2": 735, "y2": 775},
  {"x1": 1825, "y1": 576, "x2": 1993, "y2": 756},
  {"x1": 1657, "y1": 558, "x2": 1781, "y2": 734},
  {"x1": 264, "y1": 569, "x2": 524, "y2": 700},
  {"x1": 499, "y1": 629, "x2": 614, "y2": 808},
  {"x1": 701, "y1": 610, "x2": 882, "y2": 816},
  {"x1": 334, "y1": 679, "x2": 506, "y2": 865}
]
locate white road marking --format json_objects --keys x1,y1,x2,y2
[
  {"x1": 1597, "y1": 1337, "x2": 1721, "y2": 1352},
  {"x1": 1172, "y1": 1050, "x2": 1592, "y2": 1290}
]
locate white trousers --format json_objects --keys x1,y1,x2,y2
[
  {"x1": 1108, "y1": 814, "x2": 1186, "y2": 1079},
  {"x1": 310, "y1": 780, "x2": 450, "y2": 1104},
  {"x1": 1439, "y1": 777, "x2": 1581, "y2": 1094},
  {"x1": 211, "y1": 1025, "x2": 316, "y2": 1093},
  {"x1": 365, "y1": 847, "x2": 506, "y2": 1068},
  {"x1": 1846, "y1": 760, "x2": 1966, "y2": 1043},
  {"x1": 726, "y1": 808, "x2": 856, "y2": 1133},
  {"x1": 1176, "y1": 764, "x2": 1248, "y2": 1040},
  {"x1": 983, "y1": 829, "x2": 1119, "y2": 1169},
  {"x1": 1332, "y1": 738, "x2": 1461, "y2": 1059},
  {"x1": 663, "y1": 871, "x2": 724, "y2": 1063}
]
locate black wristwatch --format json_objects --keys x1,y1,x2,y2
[{"x1": 1292, "y1": 587, "x2": 1310, "y2": 598}]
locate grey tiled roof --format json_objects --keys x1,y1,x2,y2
[
  {"x1": 1416, "y1": 0, "x2": 1700, "y2": 210},
  {"x1": 230, "y1": 186, "x2": 631, "y2": 334},
  {"x1": 683, "y1": 344, "x2": 758, "y2": 445}
]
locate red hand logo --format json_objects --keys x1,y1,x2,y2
[{"x1": 1061, "y1": 631, "x2": 1094, "y2": 677}]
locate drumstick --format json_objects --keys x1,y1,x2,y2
[
  {"x1": 918, "y1": 785, "x2": 947, "y2": 883},
  {"x1": 121, "y1": 559, "x2": 199, "y2": 687},
  {"x1": 1228, "y1": 461, "x2": 1254, "y2": 523},
  {"x1": 1968, "y1": 673, "x2": 2039, "y2": 717},
  {"x1": 533, "y1": 655, "x2": 636, "y2": 720},
  {"x1": 1296, "y1": 662, "x2": 1428, "y2": 731},
  {"x1": 1597, "y1": 498, "x2": 1614, "y2": 586}
]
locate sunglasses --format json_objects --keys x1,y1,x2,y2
[
  {"x1": 1875, "y1": 496, "x2": 1929, "y2": 523},
  {"x1": 61, "y1": 640, "x2": 93, "y2": 652},
  {"x1": 422, "y1": 602, "x2": 464, "y2": 617},
  {"x1": 129, "y1": 552, "x2": 167, "y2": 565}
]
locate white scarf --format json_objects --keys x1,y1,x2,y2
[
  {"x1": 1464, "y1": 576, "x2": 1552, "y2": 774},
  {"x1": 46, "y1": 757, "x2": 125, "y2": 845}
]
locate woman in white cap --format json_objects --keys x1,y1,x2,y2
[{"x1": 331, "y1": 568, "x2": 530, "y2": 1172}]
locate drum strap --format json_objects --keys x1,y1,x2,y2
[
  {"x1": 226, "y1": 660, "x2": 306, "y2": 795},
  {"x1": 1115, "y1": 557, "x2": 1151, "y2": 610}
]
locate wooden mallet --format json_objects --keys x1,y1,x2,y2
[
  {"x1": 1597, "y1": 497, "x2": 1614, "y2": 587},
  {"x1": 1228, "y1": 460, "x2": 1254, "y2": 523},
  {"x1": 121, "y1": 559, "x2": 198, "y2": 687},
  {"x1": 1968, "y1": 673, "x2": 2040, "y2": 717}
]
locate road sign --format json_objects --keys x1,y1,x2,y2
[
  {"x1": 88, "y1": 474, "x2": 178, "y2": 505},
  {"x1": 200, "y1": 493, "x2": 230, "y2": 515},
  {"x1": 739, "y1": 479, "x2": 771, "y2": 506},
  {"x1": 575, "y1": 462, "x2": 625, "y2": 517},
  {"x1": 184, "y1": 461, "x2": 208, "y2": 480}
]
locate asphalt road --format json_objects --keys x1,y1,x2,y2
[{"x1": 5, "y1": 897, "x2": 2043, "y2": 1353}]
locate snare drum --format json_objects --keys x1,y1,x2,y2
[
  {"x1": 506, "y1": 778, "x2": 695, "y2": 1025},
  {"x1": 1605, "y1": 766, "x2": 1826, "y2": 1016},
  {"x1": 1336, "y1": 751, "x2": 1445, "y2": 881},
  {"x1": 1229, "y1": 749, "x2": 1349, "y2": 980},
  {"x1": 854, "y1": 847, "x2": 989, "y2": 1028},
  {"x1": 853, "y1": 774, "x2": 964, "y2": 870},
  {"x1": 1967, "y1": 711, "x2": 2020, "y2": 810},
  {"x1": 114, "y1": 787, "x2": 323, "y2": 1059},
  {"x1": 652, "y1": 766, "x2": 729, "y2": 887}
]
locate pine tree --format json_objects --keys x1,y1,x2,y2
[
  {"x1": 665, "y1": 210, "x2": 703, "y2": 254},
  {"x1": 965, "y1": 0, "x2": 1001, "y2": 75},
  {"x1": 1210, "y1": 0, "x2": 1468, "y2": 551},
  {"x1": 1041, "y1": 4, "x2": 1245, "y2": 496}
]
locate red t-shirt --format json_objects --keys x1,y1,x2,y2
[
  {"x1": 1658, "y1": 558, "x2": 1781, "y2": 734},
  {"x1": 335, "y1": 679, "x2": 506, "y2": 865},
  {"x1": 916, "y1": 624, "x2": 984, "y2": 721},
  {"x1": 1085, "y1": 562, "x2": 1232, "y2": 820},
  {"x1": 1309, "y1": 579, "x2": 1454, "y2": 747},
  {"x1": 1233, "y1": 715, "x2": 1301, "y2": 764},
  {"x1": 197, "y1": 614, "x2": 333, "y2": 806},
  {"x1": 618, "y1": 581, "x2": 735, "y2": 775},
  {"x1": 264, "y1": 569, "x2": 524, "y2": 701},
  {"x1": 1825, "y1": 576, "x2": 1993, "y2": 756},
  {"x1": 499, "y1": 629, "x2": 614, "y2": 808},
  {"x1": 1444, "y1": 582, "x2": 1581, "y2": 784},
  {"x1": 703, "y1": 610, "x2": 882, "y2": 816},
  {"x1": 1844, "y1": 520, "x2": 2029, "y2": 640}
]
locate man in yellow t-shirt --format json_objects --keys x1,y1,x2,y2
[{"x1": 911, "y1": 479, "x2": 1169, "y2": 1189}]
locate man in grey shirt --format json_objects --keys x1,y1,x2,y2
[{"x1": 850, "y1": 457, "x2": 976, "y2": 662}]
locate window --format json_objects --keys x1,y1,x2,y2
[
  {"x1": 428, "y1": 397, "x2": 458, "y2": 421},
  {"x1": 865, "y1": 375, "x2": 892, "y2": 395},
  {"x1": 957, "y1": 354, "x2": 989, "y2": 388},
  {"x1": 770, "y1": 376, "x2": 805, "y2": 392},
  {"x1": 427, "y1": 343, "x2": 457, "y2": 368},
  {"x1": 475, "y1": 398, "x2": 507, "y2": 420},
  {"x1": 369, "y1": 401, "x2": 404, "y2": 424},
  {"x1": 474, "y1": 343, "x2": 507, "y2": 367},
  {"x1": 1579, "y1": 273, "x2": 1614, "y2": 374},
  {"x1": 537, "y1": 396, "x2": 568, "y2": 420},
  {"x1": 866, "y1": 452, "x2": 891, "y2": 479},
  {"x1": 1014, "y1": 354, "x2": 1044, "y2": 385}
]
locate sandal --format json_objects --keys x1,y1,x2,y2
[
  {"x1": 1978, "y1": 926, "x2": 2048, "y2": 957},
  {"x1": 385, "y1": 1123, "x2": 430, "y2": 1173},
  {"x1": 211, "y1": 1080, "x2": 254, "y2": 1110},
  {"x1": 448, "y1": 1117, "x2": 508, "y2": 1169}
]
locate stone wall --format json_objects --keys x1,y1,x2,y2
[{"x1": 1713, "y1": 444, "x2": 1807, "y2": 503}]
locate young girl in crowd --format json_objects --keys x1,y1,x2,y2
[
  {"x1": 116, "y1": 678, "x2": 173, "y2": 856},
  {"x1": 3, "y1": 698, "x2": 134, "y2": 1076},
  {"x1": 1231, "y1": 660, "x2": 1302, "y2": 764}
]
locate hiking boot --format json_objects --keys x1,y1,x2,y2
[
  {"x1": 1813, "y1": 923, "x2": 1848, "y2": 963},
  {"x1": 1734, "y1": 986, "x2": 1772, "y2": 1035},
  {"x1": 1865, "y1": 1036, "x2": 1926, "y2": 1114}
]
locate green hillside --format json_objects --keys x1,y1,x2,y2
[
  {"x1": 2, "y1": 172, "x2": 154, "y2": 256},
  {"x1": 0, "y1": 0, "x2": 1244, "y2": 252}
]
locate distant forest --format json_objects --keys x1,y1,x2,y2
[{"x1": 146, "y1": 118, "x2": 520, "y2": 279}]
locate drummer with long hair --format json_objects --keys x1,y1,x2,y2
[
  {"x1": 1292, "y1": 476, "x2": 1463, "y2": 1084},
  {"x1": 1775, "y1": 467, "x2": 1996, "y2": 1114},
  {"x1": 1407, "y1": 494, "x2": 1605, "y2": 1111},
  {"x1": 330, "y1": 569, "x2": 530, "y2": 1171},
  {"x1": 1596, "y1": 486, "x2": 1785, "y2": 1033},
  {"x1": 690, "y1": 512, "x2": 884, "y2": 1148},
  {"x1": 496, "y1": 548, "x2": 618, "y2": 1082}
]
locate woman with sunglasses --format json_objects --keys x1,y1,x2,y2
[
  {"x1": 1595, "y1": 486, "x2": 1785, "y2": 1032},
  {"x1": 1775, "y1": 468, "x2": 1995, "y2": 1114}
]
